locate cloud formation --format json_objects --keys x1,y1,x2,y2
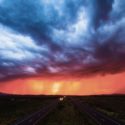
[{"x1": 0, "y1": 0, "x2": 125, "y2": 81}]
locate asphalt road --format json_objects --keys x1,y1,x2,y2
[
  {"x1": 13, "y1": 99, "x2": 59, "y2": 125},
  {"x1": 70, "y1": 97, "x2": 124, "y2": 125}
]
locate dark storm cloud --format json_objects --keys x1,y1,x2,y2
[
  {"x1": 92, "y1": 0, "x2": 114, "y2": 28},
  {"x1": 0, "y1": 0, "x2": 125, "y2": 81},
  {"x1": 0, "y1": 0, "x2": 83, "y2": 44}
]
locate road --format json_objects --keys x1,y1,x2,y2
[
  {"x1": 13, "y1": 99, "x2": 59, "y2": 125},
  {"x1": 70, "y1": 97, "x2": 124, "y2": 125}
]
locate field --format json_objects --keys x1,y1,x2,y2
[
  {"x1": 0, "y1": 94, "x2": 125, "y2": 125},
  {"x1": 0, "y1": 94, "x2": 59, "y2": 125},
  {"x1": 77, "y1": 95, "x2": 125, "y2": 123}
]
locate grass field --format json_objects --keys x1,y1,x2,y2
[
  {"x1": 0, "y1": 94, "x2": 59, "y2": 125},
  {"x1": 77, "y1": 95, "x2": 125, "y2": 123},
  {"x1": 0, "y1": 94, "x2": 125, "y2": 125}
]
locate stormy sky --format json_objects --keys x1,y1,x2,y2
[{"x1": 0, "y1": 0, "x2": 125, "y2": 82}]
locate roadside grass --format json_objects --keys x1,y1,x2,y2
[
  {"x1": 0, "y1": 96, "x2": 57, "y2": 125},
  {"x1": 77, "y1": 95, "x2": 125, "y2": 123}
]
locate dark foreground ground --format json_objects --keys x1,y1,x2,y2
[
  {"x1": 76, "y1": 95, "x2": 125, "y2": 123},
  {"x1": 0, "y1": 94, "x2": 125, "y2": 125},
  {"x1": 0, "y1": 94, "x2": 59, "y2": 125}
]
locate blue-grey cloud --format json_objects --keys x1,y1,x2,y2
[{"x1": 0, "y1": 0, "x2": 125, "y2": 81}]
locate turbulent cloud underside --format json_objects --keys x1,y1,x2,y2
[{"x1": 0, "y1": 0, "x2": 125, "y2": 81}]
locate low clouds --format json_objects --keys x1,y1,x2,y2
[
  {"x1": 0, "y1": 25, "x2": 42, "y2": 61},
  {"x1": 0, "y1": 24, "x2": 49, "y2": 80},
  {"x1": 0, "y1": 0, "x2": 125, "y2": 81}
]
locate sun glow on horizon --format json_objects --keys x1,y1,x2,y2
[
  {"x1": 52, "y1": 83, "x2": 61, "y2": 95},
  {"x1": 0, "y1": 72, "x2": 125, "y2": 95}
]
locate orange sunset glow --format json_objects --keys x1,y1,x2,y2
[{"x1": 0, "y1": 72, "x2": 125, "y2": 95}]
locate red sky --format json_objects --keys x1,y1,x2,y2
[{"x1": 0, "y1": 72, "x2": 125, "y2": 95}]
